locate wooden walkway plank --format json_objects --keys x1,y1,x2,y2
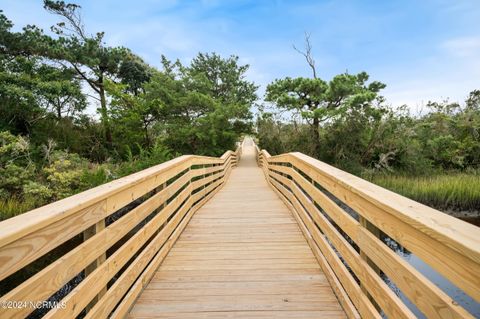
[{"x1": 128, "y1": 138, "x2": 346, "y2": 318}]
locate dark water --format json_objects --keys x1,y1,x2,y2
[
  {"x1": 319, "y1": 183, "x2": 480, "y2": 318},
  {"x1": 386, "y1": 219, "x2": 480, "y2": 318},
  {"x1": 397, "y1": 253, "x2": 480, "y2": 318}
]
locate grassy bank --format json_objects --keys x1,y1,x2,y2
[
  {"x1": 0, "y1": 197, "x2": 38, "y2": 221},
  {"x1": 364, "y1": 171, "x2": 480, "y2": 211}
]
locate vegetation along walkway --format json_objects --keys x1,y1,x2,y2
[{"x1": 128, "y1": 138, "x2": 346, "y2": 318}]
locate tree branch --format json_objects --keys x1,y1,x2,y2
[
  {"x1": 70, "y1": 62, "x2": 100, "y2": 93},
  {"x1": 293, "y1": 32, "x2": 317, "y2": 79}
]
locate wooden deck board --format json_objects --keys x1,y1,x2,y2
[{"x1": 128, "y1": 139, "x2": 346, "y2": 318}]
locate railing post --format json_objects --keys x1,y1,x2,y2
[
  {"x1": 202, "y1": 164, "x2": 207, "y2": 193},
  {"x1": 359, "y1": 216, "x2": 381, "y2": 310},
  {"x1": 83, "y1": 219, "x2": 107, "y2": 310},
  {"x1": 159, "y1": 180, "x2": 168, "y2": 229}
]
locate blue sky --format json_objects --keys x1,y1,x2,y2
[{"x1": 2, "y1": 0, "x2": 480, "y2": 111}]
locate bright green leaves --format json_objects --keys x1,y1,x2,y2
[
  {"x1": 264, "y1": 71, "x2": 386, "y2": 157},
  {"x1": 265, "y1": 72, "x2": 385, "y2": 121},
  {"x1": 266, "y1": 77, "x2": 326, "y2": 109},
  {"x1": 145, "y1": 54, "x2": 256, "y2": 156}
]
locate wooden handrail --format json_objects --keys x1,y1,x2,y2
[
  {"x1": 0, "y1": 146, "x2": 241, "y2": 319},
  {"x1": 257, "y1": 148, "x2": 480, "y2": 319}
]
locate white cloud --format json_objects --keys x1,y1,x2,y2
[
  {"x1": 3, "y1": 0, "x2": 480, "y2": 114},
  {"x1": 442, "y1": 36, "x2": 480, "y2": 57},
  {"x1": 384, "y1": 82, "x2": 459, "y2": 114}
]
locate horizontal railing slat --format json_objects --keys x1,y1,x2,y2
[
  {"x1": 83, "y1": 193, "x2": 195, "y2": 319},
  {"x1": 109, "y1": 161, "x2": 228, "y2": 319},
  {"x1": 290, "y1": 155, "x2": 480, "y2": 303},
  {"x1": 279, "y1": 164, "x2": 473, "y2": 319},
  {"x1": 0, "y1": 144, "x2": 240, "y2": 319},
  {"x1": 0, "y1": 156, "x2": 192, "y2": 249},
  {"x1": 258, "y1": 146, "x2": 480, "y2": 318},
  {"x1": 0, "y1": 200, "x2": 107, "y2": 282},
  {"x1": 0, "y1": 158, "x2": 194, "y2": 282},
  {"x1": 43, "y1": 184, "x2": 195, "y2": 319},
  {"x1": 269, "y1": 169, "x2": 415, "y2": 319},
  {"x1": 269, "y1": 177, "x2": 380, "y2": 319},
  {"x1": 0, "y1": 167, "x2": 195, "y2": 319},
  {"x1": 266, "y1": 174, "x2": 360, "y2": 319}
]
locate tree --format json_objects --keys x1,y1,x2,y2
[
  {"x1": 118, "y1": 53, "x2": 257, "y2": 156},
  {"x1": 43, "y1": 1, "x2": 139, "y2": 147},
  {"x1": 118, "y1": 53, "x2": 152, "y2": 96},
  {"x1": 0, "y1": 53, "x2": 85, "y2": 134},
  {"x1": 265, "y1": 72, "x2": 385, "y2": 156},
  {"x1": 189, "y1": 53, "x2": 257, "y2": 104},
  {"x1": 106, "y1": 79, "x2": 160, "y2": 154},
  {"x1": 36, "y1": 63, "x2": 86, "y2": 119},
  {"x1": 189, "y1": 53, "x2": 257, "y2": 126}
]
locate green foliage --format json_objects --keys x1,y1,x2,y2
[
  {"x1": 414, "y1": 97, "x2": 480, "y2": 169},
  {"x1": 3, "y1": 1, "x2": 479, "y2": 219},
  {"x1": 0, "y1": 4, "x2": 254, "y2": 221},
  {"x1": 42, "y1": 151, "x2": 87, "y2": 200},
  {"x1": 0, "y1": 130, "x2": 178, "y2": 220},
  {"x1": 0, "y1": 164, "x2": 36, "y2": 195},
  {"x1": 135, "y1": 54, "x2": 256, "y2": 156},
  {"x1": 265, "y1": 72, "x2": 385, "y2": 155},
  {"x1": 0, "y1": 132, "x2": 35, "y2": 196},
  {"x1": 80, "y1": 164, "x2": 113, "y2": 189},
  {"x1": 0, "y1": 5, "x2": 254, "y2": 217},
  {"x1": 0, "y1": 13, "x2": 86, "y2": 134},
  {"x1": 22, "y1": 181, "x2": 53, "y2": 202},
  {"x1": 189, "y1": 52, "x2": 258, "y2": 108},
  {"x1": 256, "y1": 112, "x2": 313, "y2": 155},
  {"x1": 259, "y1": 82, "x2": 480, "y2": 211},
  {"x1": 115, "y1": 142, "x2": 173, "y2": 177}
]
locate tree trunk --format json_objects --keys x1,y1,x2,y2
[
  {"x1": 311, "y1": 117, "x2": 321, "y2": 156},
  {"x1": 98, "y1": 77, "x2": 112, "y2": 147},
  {"x1": 143, "y1": 120, "x2": 150, "y2": 148}
]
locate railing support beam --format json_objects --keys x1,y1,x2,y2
[{"x1": 83, "y1": 219, "x2": 107, "y2": 311}]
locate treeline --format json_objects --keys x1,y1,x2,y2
[
  {"x1": 1, "y1": 1, "x2": 479, "y2": 218},
  {"x1": 0, "y1": 2, "x2": 256, "y2": 218},
  {"x1": 258, "y1": 86, "x2": 480, "y2": 174},
  {"x1": 257, "y1": 73, "x2": 480, "y2": 211}
]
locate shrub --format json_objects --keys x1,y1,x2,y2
[
  {"x1": 22, "y1": 181, "x2": 53, "y2": 203},
  {"x1": 0, "y1": 131, "x2": 36, "y2": 195},
  {"x1": 43, "y1": 151, "x2": 88, "y2": 200}
]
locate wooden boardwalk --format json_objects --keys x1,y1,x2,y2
[
  {"x1": 128, "y1": 139, "x2": 346, "y2": 318},
  {"x1": 3, "y1": 139, "x2": 478, "y2": 319}
]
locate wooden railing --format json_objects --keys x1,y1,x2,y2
[
  {"x1": 256, "y1": 146, "x2": 480, "y2": 319},
  {"x1": 0, "y1": 147, "x2": 240, "y2": 319}
]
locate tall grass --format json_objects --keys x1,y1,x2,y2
[
  {"x1": 0, "y1": 197, "x2": 39, "y2": 221},
  {"x1": 364, "y1": 171, "x2": 480, "y2": 211}
]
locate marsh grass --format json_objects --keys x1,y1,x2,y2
[
  {"x1": 0, "y1": 196, "x2": 39, "y2": 221},
  {"x1": 365, "y1": 171, "x2": 480, "y2": 211}
]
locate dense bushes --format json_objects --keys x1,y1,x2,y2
[
  {"x1": 258, "y1": 91, "x2": 480, "y2": 175},
  {"x1": 257, "y1": 91, "x2": 480, "y2": 211},
  {"x1": 0, "y1": 131, "x2": 175, "y2": 220},
  {"x1": 0, "y1": 4, "x2": 256, "y2": 219}
]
